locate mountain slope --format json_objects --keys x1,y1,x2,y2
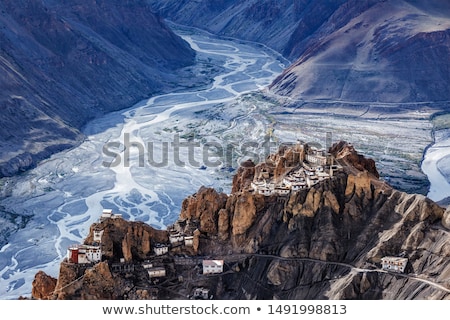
[
  {"x1": 149, "y1": 0, "x2": 346, "y2": 60},
  {"x1": 0, "y1": 0, "x2": 195, "y2": 177},
  {"x1": 151, "y1": 0, "x2": 450, "y2": 106},
  {"x1": 269, "y1": 0, "x2": 450, "y2": 104}
]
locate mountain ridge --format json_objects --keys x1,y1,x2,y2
[{"x1": 269, "y1": 0, "x2": 450, "y2": 104}]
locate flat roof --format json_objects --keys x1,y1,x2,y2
[
  {"x1": 203, "y1": 260, "x2": 224, "y2": 267},
  {"x1": 381, "y1": 256, "x2": 408, "y2": 263}
]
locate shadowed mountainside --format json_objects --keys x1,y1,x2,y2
[
  {"x1": 151, "y1": 0, "x2": 450, "y2": 106},
  {"x1": 0, "y1": 0, "x2": 195, "y2": 177},
  {"x1": 269, "y1": 0, "x2": 450, "y2": 104},
  {"x1": 150, "y1": 0, "x2": 346, "y2": 60}
]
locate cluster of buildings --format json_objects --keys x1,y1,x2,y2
[
  {"x1": 250, "y1": 145, "x2": 341, "y2": 196},
  {"x1": 66, "y1": 209, "x2": 225, "y2": 284},
  {"x1": 66, "y1": 211, "x2": 110, "y2": 264},
  {"x1": 66, "y1": 244, "x2": 102, "y2": 264},
  {"x1": 64, "y1": 204, "x2": 413, "y2": 300}
]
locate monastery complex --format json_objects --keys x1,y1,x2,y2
[{"x1": 248, "y1": 141, "x2": 342, "y2": 196}]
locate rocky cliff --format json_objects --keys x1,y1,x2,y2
[
  {"x1": 31, "y1": 142, "x2": 450, "y2": 300},
  {"x1": 0, "y1": 0, "x2": 195, "y2": 177}
]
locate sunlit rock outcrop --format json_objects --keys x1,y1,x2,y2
[{"x1": 34, "y1": 142, "x2": 449, "y2": 300}]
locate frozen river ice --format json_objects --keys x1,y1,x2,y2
[{"x1": 421, "y1": 129, "x2": 450, "y2": 202}]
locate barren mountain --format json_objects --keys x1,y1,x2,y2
[
  {"x1": 0, "y1": 0, "x2": 195, "y2": 177},
  {"x1": 269, "y1": 0, "x2": 450, "y2": 104},
  {"x1": 149, "y1": 0, "x2": 346, "y2": 60},
  {"x1": 151, "y1": 0, "x2": 450, "y2": 106}
]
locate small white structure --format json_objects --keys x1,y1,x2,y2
[
  {"x1": 93, "y1": 229, "x2": 104, "y2": 242},
  {"x1": 169, "y1": 233, "x2": 184, "y2": 244},
  {"x1": 251, "y1": 180, "x2": 265, "y2": 191},
  {"x1": 193, "y1": 287, "x2": 210, "y2": 300},
  {"x1": 100, "y1": 209, "x2": 113, "y2": 220},
  {"x1": 258, "y1": 187, "x2": 273, "y2": 196},
  {"x1": 154, "y1": 244, "x2": 169, "y2": 256},
  {"x1": 291, "y1": 181, "x2": 307, "y2": 191},
  {"x1": 67, "y1": 244, "x2": 102, "y2": 264},
  {"x1": 306, "y1": 153, "x2": 327, "y2": 166},
  {"x1": 100, "y1": 209, "x2": 122, "y2": 221},
  {"x1": 184, "y1": 235, "x2": 194, "y2": 247},
  {"x1": 381, "y1": 256, "x2": 408, "y2": 273},
  {"x1": 275, "y1": 185, "x2": 290, "y2": 195},
  {"x1": 147, "y1": 267, "x2": 166, "y2": 278},
  {"x1": 202, "y1": 260, "x2": 224, "y2": 274}
]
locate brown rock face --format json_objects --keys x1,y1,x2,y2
[
  {"x1": 330, "y1": 141, "x2": 379, "y2": 178},
  {"x1": 46, "y1": 219, "x2": 170, "y2": 299},
  {"x1": 443, "y1": 207, "x2": 450, "y2": 230},
  {"x1": 231, "y1": 160, "x2": 256, "y2": 193},
  {"x1": 31, "y1": 271, "x2": 57, "y2": 300},
  {"x1": 40, "y1": 143, "x2": 450, "y2": 300},
  {"x1": 85, "y1": 218, "x2": 169, "y2": 262},
  {"x1": 231, "y1": 192, "x2": 257, "y2": 236},
  {"x1": 180, "y1": 186, "x2": 228, "y2": 234},
  {"x1": 79, "y1": 262, "x2": 116, "y2": 300}
]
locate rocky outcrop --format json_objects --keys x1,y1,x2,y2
[
  {"x1": 0, "y1": 0, "x2": 195, "y2": 177},
  {"x1": 443, "y1": 207, "x2": 450, "y2": 229},
  {"x1": 31, "y1": 271, "x2": 57, "y2": 300},
  {"x1": 35, "y1": 142, "x2": 450, "y2": 300},
  {"x1": 84, "y1": 218, "x2": 169, "y2": 262},
  {"x1": 52, "y1": 261, "x2": 136, "y2": 300},
  {"x1": 46, "y1": 219, "x2": 170, "y2": 300},
  {"x1": 330, "y1": 141, "x2": 379, "y2": 178},
  {"x1": 180, "y1": 187, "x2": 228, "y2": 235}
]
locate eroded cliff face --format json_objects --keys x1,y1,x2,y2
[
  {"x1": 32, "y1": 218, "x2": 170, "y2": 300},
  {"x1": 0, "y1": 0, "x2": 195, "y2": 177},
  {"x1": 32, "y1": 142, "x2": 450, "y2": 300}
]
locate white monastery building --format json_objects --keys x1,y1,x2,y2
[
  {"x1": 202, "y1": 260, "x2": 224, "y2": 274},
  {"x1": 381, "y1": 256, "x2": 408, "y2": 273},
  {"x1": 67, "y1": 244, "x2": 102, "y2": 264}
]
